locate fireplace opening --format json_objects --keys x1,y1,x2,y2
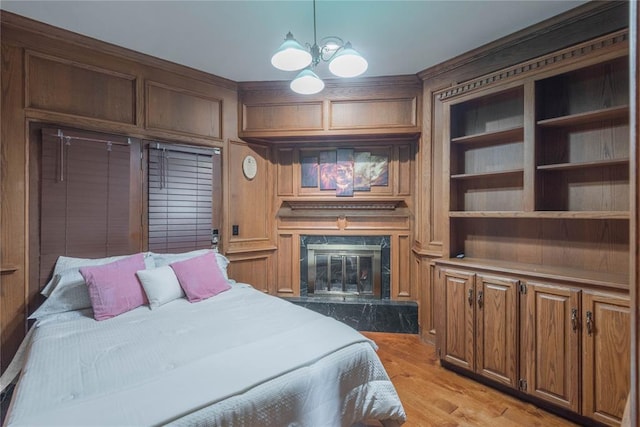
[
  {"x1": 300, "y1": 235, "x2": 390, "y2": 299},
  {"x1": 307, "y1": 244, "x2": 381, "y2": 298}
]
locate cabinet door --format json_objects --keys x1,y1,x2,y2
[
  {"x1": 582, "y1": 292, "x2": 630, "y2": 426},
  {"x1": 441, "y1": 269, "x2": 475, "y2": 371},
  {"x1": 475, "y1": 274, "x2": 519, "y2": 387},
  {"x1": 523, "y1": 282, "x2": 580, "y2": 412}
]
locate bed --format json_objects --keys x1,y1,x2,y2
[{"x1": 2, "y1": 250, "x2": 406, "y2": 426}]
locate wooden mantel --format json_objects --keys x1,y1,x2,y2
[
  {"x1": 280, "y1": 198, "x2": 406, "y2": 213},
  {"x1": 277, "y1": 198, "x2": 410, "y2": 231}
]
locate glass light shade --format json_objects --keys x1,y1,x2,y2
[
  {"x1": 290, "y1": 69, "x2": 325, "y2": 95},
  {"x1": 271, "y1": 32, "x2": 312, "y2": 71},
  {"x1": 328, "y1": 43, "x2": 368, "y2": 78}
]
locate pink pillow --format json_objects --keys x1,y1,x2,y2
[
  {"x1": 79, "y1": 253, "x2": 147, "y2": 321},
  {"x1": 170, "y1": 252, "x2": 230, "y2": 302}
]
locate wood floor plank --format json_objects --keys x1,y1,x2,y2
[{"x1": 362, "y1": 332, "x2": 579, "y2": 427}]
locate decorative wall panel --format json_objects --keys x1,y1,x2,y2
[
  {"x1": 27, "y1": 52, "x2": 136, "y2": 124},
  {"x1": 329, "y1": 98, "x2": 417, "y2": 129},
  {"x1": 146, "y1": 81, "x2": 222, "y2": 140},
  {"x1": 242, "y1": 102, "x2": 323, "y2": 131}
]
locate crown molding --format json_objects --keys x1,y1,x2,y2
[
  {"x1": 418, "y1": 1, "x2": 627, "y2": 83},
  {"x1": 436, "y1": 29, "x2": 628, "y2": 101}
]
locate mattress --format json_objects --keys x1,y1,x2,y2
[{"x1": 4, "y1": 283, "x2": 406, "y2": 426}]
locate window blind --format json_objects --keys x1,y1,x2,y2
[
  {"x1": 39, "y1": 128, "x2": 137, "y2": 286},
  {"x1": 148, "y1": 143, "x2": 218, "y2": 253}
]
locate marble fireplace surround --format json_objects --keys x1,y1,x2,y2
[
  {"x1": 288, "y1": 234, "x2": 417, "y2": 334},
  {"x1": 277, "y1": 199, "x2": 418, "y2": 334}
]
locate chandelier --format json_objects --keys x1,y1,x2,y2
[{"x1": 271, "y1": 0, "x2": 368, "y2": 95}]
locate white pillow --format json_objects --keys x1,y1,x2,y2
[
  {"x1": 136, "y1": 266, "x2": 185, "y2": 309},
  {"x1": 42, "y1": 253, "x2": 155, "y2": 297},
  {"x1": 150, "y1": 249, "x2": 230, "y2": 280},
  {"x1": 30, "y1": 270, "x2": 91, "y2": 319}
]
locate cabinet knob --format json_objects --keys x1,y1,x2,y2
[
  {"x1": 477, "y1": 290, "x2": 483, "y2": 309},
  {"x1": 467, "y1": 288, "x2": 473, "y2": 307},
  {"x1": 571, "y1": 308, "x2": 578, "y2": 332}
]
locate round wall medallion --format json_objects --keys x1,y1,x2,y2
[{"x1": 242, "y1": 155, "x2": 257, "y2": 180}]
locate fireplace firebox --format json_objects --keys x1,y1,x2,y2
[
  {"x1": 294, "y1": 235, "x2": 417, "y2": 333},
  {"x1": 307, "y1": 244, "x2": 381, "y2": 298}
]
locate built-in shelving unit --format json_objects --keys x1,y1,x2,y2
[
  {"x1": 448, "y1": 86, "x2": 525, "y2": 213},
  {"x1": 536, "y1": 158, "x2": 628, "y2": 171},
  {"x1": 536, "y1": 105, "x2": 629, "y2": 127},
  {"x1": 437, "y1": 29, "x2": 631, "y2": 427},
  {"x1": 450, "y1": 126, "x2": 524, "y2": 145},
  {"x1": 450, "y1": 168, "x2": 524, "y2": 180},
  {"x1": 535, "y1": 56, "x2": 629, "y2": 215},
  {"x1": 448, "y1": 210, "x2": 629, "y2": 219},
  {"x1": 444, "y1": 52, "x2": 630, "y2": 288}
]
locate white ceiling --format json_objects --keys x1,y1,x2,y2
[{"x1": 1, "y1": 0, "x2": 588, "y2": 83}]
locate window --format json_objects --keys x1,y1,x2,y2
[
  {"x1": 33, "y1": 127, "x2": 222, "y2": 291},
  {"x1": 147, "y1": 142, "x2": 221, "y2": 253},
  {"x1": 38, "y1": 127, "x2": 141, "y2": 285}
]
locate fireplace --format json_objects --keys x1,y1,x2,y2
[
  {"x1": 300, "y1": 235, "x2": 390, "y2": 299},
  {"x1": 293, "y1": 234, "x2": 417, "y2": 333},
  {"x1": 307, "y1": 244, "x2": 381, "y2": 298}
]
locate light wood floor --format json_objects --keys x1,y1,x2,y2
[{"x1": 362, "y1": 332, "x2": 579, "y2": 427}]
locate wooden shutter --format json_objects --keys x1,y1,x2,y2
[
  {"x1": 39, "y1": 128, "x2": 141, "y2": 286},
  {"x1": 147, "y1": 143, "x2": 220, "y2": 253}
]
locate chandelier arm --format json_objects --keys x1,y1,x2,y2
[{"x1": 320, "y1": 45, "x2": 343, "y2": 63}]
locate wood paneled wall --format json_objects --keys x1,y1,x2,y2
[
  {"x1": 0, "y1": 11, "x2": 239, "y2": 372},
  {"x1": 1, "y1": 39, "x2": 28, "y2": 375},
  {"x1": 224, "y1": 139, "x2": 277, "y2": 293},
  {"x1": 238, "y1": 76, "x2": 422, "y2": 141}
]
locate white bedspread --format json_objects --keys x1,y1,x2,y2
[{"x1": 5, "y1": 283, "x2": 406, "y2": 426}]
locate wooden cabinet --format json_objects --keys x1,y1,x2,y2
[
  {"x1": 441, "y1": 269, "x2": 475, "y2": 370},
  {"x1": 582, "y1": 292, "x2": 630, "y2": 426},
  {"x1": 440, "y1": 269, "x2": 518, "y2": 388},
  {"x1": 522, "y1": 282, "x2": 580, "y2": 412},
  {"x1": 524, "y1": 284, "x2": 630, "y2": 424},
  {"x1": 437, "y1": 263, "x2": 631, "y2": 426},
  {"x1": 476, "y1": 274, "x2": 519, "y2": 388}
]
